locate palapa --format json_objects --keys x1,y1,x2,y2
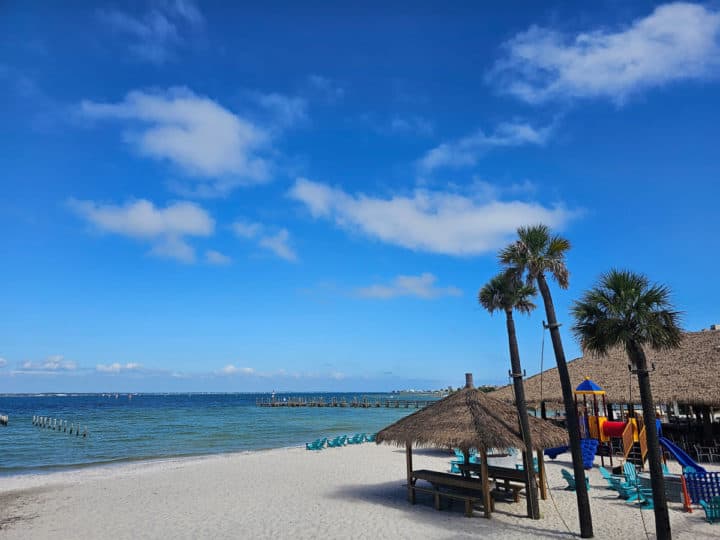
[
  {"x1": 490, "y1": 330, "x2": 720, "y2": 407},
  {"x1": 377, "y1": 381, "x2": 568, "y2": 451},
  {"x1": 376, "y1": 374, "x2": 568, "y2": 519}
]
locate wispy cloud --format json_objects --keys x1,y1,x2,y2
[
  {"x1": 489, "y1": 2, "x2": 720, "y2": 104},
  {"x1": 384, "y1": 115, "x2": 434, "y2": 136},
  {"x1": 0, "y1": 357, "x2": 6, "y2": 368},
  {"x1": 251, "y1": 92, "x2": 308, "y2": 128},
  {"x1": 218, "y1": 365, "x2": 255, "y2": 375},
  {"x1": 232, "y1": 221, "x2": 298, "y2": 262},
  {"x1": 418, "y1": 121, "x2": 551, "y2": 171},
  {"x1": 205, "y1": 250, "x2": 231, "y2": 265},
  {"x1": 357, "y1": 273, "x2": 462, "y2": 299},
  {"x1": 98, "y1": 0, "x2": 204, "y2": 64},
  {"x1": 96, "y1": 362, "x2": 143, "y2": 373},
  {"x1": 307, "y1": 75, "x2": 345, "y2": 102},
  {"x1": 289, "y1": 177, "x2": 575, "y2": 256},
  {"x1": 69, "y1": 198, "x2": 214, "y2": 263},
  {"x1": 15, "y1": 355, "x2": 78, "y2": 374},
  {"x1": 81, "y1": 88, "x2": 271, "y2": 196}
]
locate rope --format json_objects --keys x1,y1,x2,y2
[{"x1": 543, "y1": 467, "x2": 574, "y2": 535}]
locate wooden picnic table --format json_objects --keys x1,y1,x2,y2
[
  {"x1": 410, "y1": 469, "x2": 494, "y2": 517},
  {"x1": 458, "y1": 462, "x2": 547, "y2": 501}
]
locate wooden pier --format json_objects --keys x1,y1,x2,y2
[{"x1": 255, "y1": 397, "x2": 435, "y2": 409}]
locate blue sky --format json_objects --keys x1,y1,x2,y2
[{"x1": 2, "y1": 1, "x2": 720, "y2": 393}]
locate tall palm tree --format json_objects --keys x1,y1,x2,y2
[
  {"x1": 500, "y1": 224, "x2": 593, "y2": 538},
  {"x1": 479, "y1": 272, "x2": 540, "y2": 519},
  {"x1": 571, "y1": 269, "x2": 682, "y2": 540}
]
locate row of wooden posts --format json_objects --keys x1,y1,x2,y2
[
  {"x1": 0, "y1": 414, "x2": 8, "y2": 426},
  {"x1": 32, "y1": 415, "x2": 88, "y2": 437}
]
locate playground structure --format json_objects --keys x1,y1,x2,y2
[{"x1": 546, "y1": 377, "x2": 706, "y2": 474}]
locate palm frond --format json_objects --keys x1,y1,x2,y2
[{"x1": 571, "y1": 269, "x2": 683, "y2": 355}]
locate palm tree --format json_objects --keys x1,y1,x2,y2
[
  {"x1": 500, "y1": 224, "x2": 593, "y2": 538},
  {"x1": 479, "y1": 272, "x2": 540, "y2": 519},
  {"x1": 571, "y1": 269, "x2": 682, "y2": 540}
]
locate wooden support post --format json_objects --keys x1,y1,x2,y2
[
  {"x1": 481, "y1": 448, "x2": 491, "y2": 518},
  {"x1": 540, "y1": 401, "x2": 547, "y2": 419},
  {"x1": 406, "y1": 442, "x2": 414, "y2": 504},
  {"x1": 537, "y1": 449, "x2": 547, "y2": 500}
]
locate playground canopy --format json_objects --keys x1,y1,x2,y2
[{"x1": 490, "y1": 329, "x2": 720, "y2": 407}]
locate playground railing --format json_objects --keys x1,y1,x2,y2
[{"x1": 622, "y1": 422, "x2": 634, "y2": 460}]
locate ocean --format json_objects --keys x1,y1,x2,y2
[{"x1": 0, "y1": 393, "x2": 428, "y2": 475}]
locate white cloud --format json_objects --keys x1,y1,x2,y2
[
  {"x1": 252, "y1": 92, "x2": 307, "y2": 127},
  {"x1": 419, "y1": 121, "x2": 551, "y2": 171},
  {"x1": 19, "y1": 355, "x2": 77, "y2": 372},
  {"x1": 98, "y1": 0, "x2": 203, "y2": 64},
  {"x1": 307, "y1": 75, "x2": 345, "y2": 102},
  {"x1": 388, "y1": 115, "x2": 434, "y2": 136},
  {"x1": 232, "y1": 221, "x2": 298, "y2": 262},
  {"x1": 219, "y1": 365, "x2": 255, "y2": 375},
  {"x1": 0, "y1": 357, "x2": 6, "y2": 368},
  {"x1": 259, "y1": 229, "x2": 297, "y2": 262},
  {"x1": 205, "y1": 250, "x2": 231, "y2": 265},
  {"x1": 81, "y1": 88, "x2": 271, "y2": 194},
  {"x1": 289, "y1": 177, "x2": 575, "y2": 256},
  {"x1": 69, "y1": 198, "x2": 214, "y2": 263},
  {"x1": 357, "y1": 273, "x2": 462, "y2": 299},
  {"x1": 490, "y1": 2, "x2": 720, "y2": 104},
  {"x1": 96, "y1": 362, "x2": 143, "y2": 373},
  {"x1": 232, "y1": 221, "x2": 262, "y2": 239}
]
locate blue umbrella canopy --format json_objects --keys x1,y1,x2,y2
[{"x1": 574, "y1": 377, "x2": 605, "y2": 395}]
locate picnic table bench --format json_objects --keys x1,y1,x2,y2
[
  {"x1": 410, "y1": 469, "x2": 494, "y2": 517},
  {"x1": 458, "y1": 464, "x2": 529, "y2": 502}
]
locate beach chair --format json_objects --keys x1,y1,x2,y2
[
  {"x1": 326, "y1": 436, "x2": 342, "y2": 448},
  {"x1": 599, "y1": 466, "x2": 626, "y2": 491},
  {"x1": 515, "y1": 456, "x2": 539, "y2": 473},
  {"x1": 699, "y1": 496, "x2": 720, "y2": 523},
  {"x1": 305, "y1": 438, "x2": 324, "y2": 450},
  {"x1": 347, "y1": 433, "x2": 364, "y2": 445},
  {"x1": 662, "y1": 462, "x2": 670, "y2": 475},
  {"x1": 561, "y1": 468, "x2": 590, "y2": 491},
  {"x1": 365, "y1": 433, "x2": 377, "y2": 443}
]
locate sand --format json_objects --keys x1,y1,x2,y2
[{"x1": 1, "y1": 444, "x2": 718, "y2": 540}]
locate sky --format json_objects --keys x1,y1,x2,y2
[{"x1": 1, "y1": 1, "x2": 720, "y2": 393}]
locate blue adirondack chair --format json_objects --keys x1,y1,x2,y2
[
  {"x1": 326, "y1": 436, "x2": 342, "y2": 448},
  {"x1": 365, "y1": 433, "x2": 377, "y2": 442},
  {"x1": 306, "y1": 438, "x2": 325, "y2": 450},
  {"x1": 516, "y1": 457, "x2": 539, "y2": 473},
  {"x1": 561, "y1": 468, "x2": 590, "y2": 491},
  {"x1": 700, "y1": 496, "x2": 720, "y2": 524},
  {"x1": 599, "y1": 466, "x2": 626, "y2": 491}
]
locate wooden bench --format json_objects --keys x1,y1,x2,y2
[
  {"x1": 410, "y1": 469, "x2": 493, "y2": 517},
  {"x1": 459, "y1": 464, "x2": 526, "y2": 502}
]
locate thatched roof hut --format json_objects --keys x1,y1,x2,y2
[
  {"x1": 377, "y1": 374, "x2": 568, "y2": 519},
  {"x1": 490, "y1": 330, "x2": 720, "y2": 407},
  {"x1": 377, "y1": 377, "x2": 569, "y2": 451}
]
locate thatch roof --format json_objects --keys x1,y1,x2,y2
[
  {"x1": 490, "y1": 330, "x2": 720, "y2": 407},
  {"x1": 376, "y1": 385, "x2": 568, "y2": 451}
]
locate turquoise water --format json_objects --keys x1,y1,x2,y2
[{"x1": 0, "y1": 393, "x2": 426, "y2": 475}]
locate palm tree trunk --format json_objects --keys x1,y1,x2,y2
[
  {"x1": 628, "y1": 340, "x2": 671, "y2": 540},
  {"x1": 505, "y1": 309, "x2": 540, "y2": 519},
  {"x1": 536, "y1": 273, "x2": 593, "y2": 538}
]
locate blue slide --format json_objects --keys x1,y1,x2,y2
[{"x1": 658, "y1": 437, "x2": 706, "y2": 474}]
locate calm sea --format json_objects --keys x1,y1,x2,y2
[{"x1": 0, "y1": 393, "x2": 427, "y2": 475}]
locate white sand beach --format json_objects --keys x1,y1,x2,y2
[{"x1": 1, "y1": 444, "x2": 718, "y2": 540}]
